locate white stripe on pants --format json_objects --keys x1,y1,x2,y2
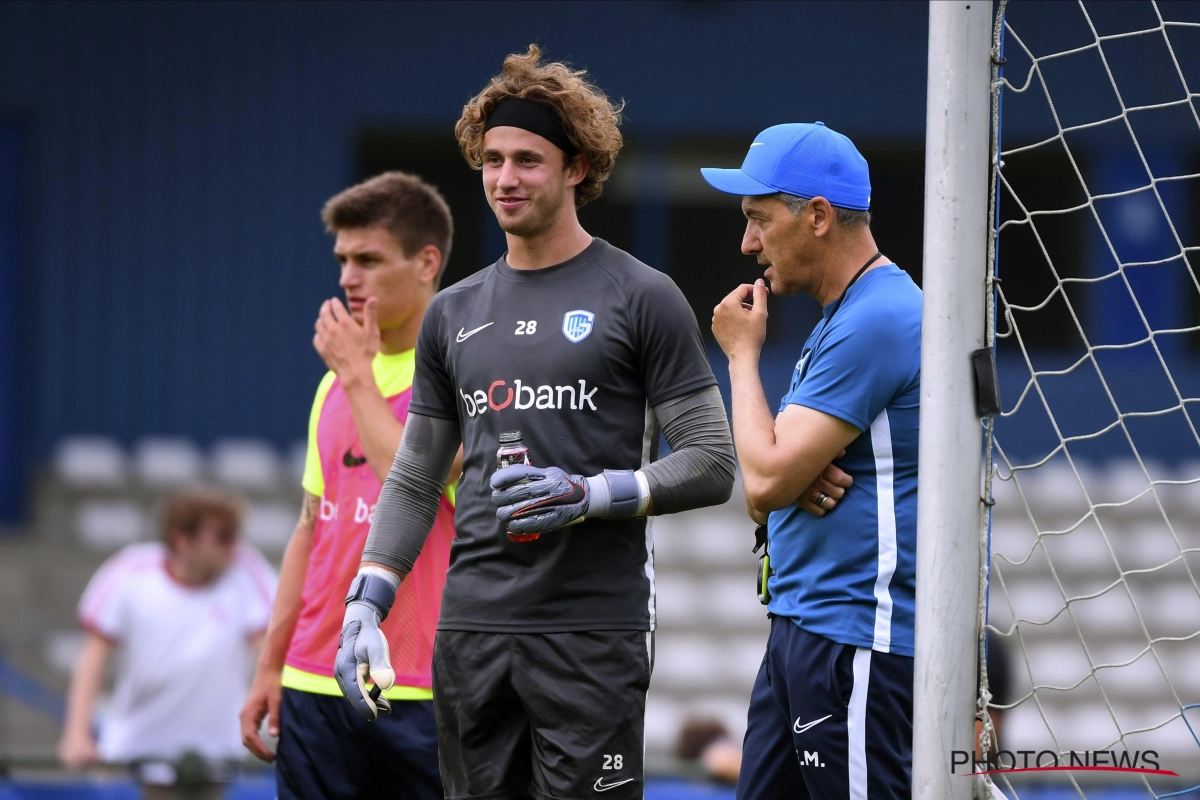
[{"x1": 847, "y1": 647, "x2": 872, "y2": 800}]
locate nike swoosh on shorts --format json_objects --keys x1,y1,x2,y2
[
  {"x1": 456, "y1": 322, "x2": 494, "y2": 342},
  {"x1": 594, "y1": 777, "x2": 635, "y2": 792}
]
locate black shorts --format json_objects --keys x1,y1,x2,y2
[
  {"x1": 737, "y1": 618, "x2": 913, "y2": 800},
  {"x1": 275, "y1": 687, "x2": 442, "y2": 800},
  {"x1": 433, "y1": 629, "x2": 653, "y2": 800}
]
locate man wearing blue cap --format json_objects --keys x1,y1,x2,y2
[{"x1": 706, "y1": 123, "x2": 919, "y2": 798}]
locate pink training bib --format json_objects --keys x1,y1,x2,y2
[{"x1": 286, "y1": 357, "x2": 454, "y2": 691}]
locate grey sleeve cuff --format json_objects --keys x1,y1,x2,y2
[
  {"x1": 361, "y1": 413, "x2": 461, "y2": 574},
  {"x1": 642, "y1": 385, "x2": 736, "y2": 515}
]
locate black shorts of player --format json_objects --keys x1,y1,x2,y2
[
  {"x1": 737, "y1": 617, "x2": 913, "y2": 800},
  {"x1": 433, "y1": 630, "x2": 653, "y2": 800},
  {"x1": 276, "y1": 687, "x2": 442, "y2": 800}
]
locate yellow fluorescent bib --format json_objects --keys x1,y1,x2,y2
[{"x1": 281, "y1": 665, "x2": 434, "y2": 701}]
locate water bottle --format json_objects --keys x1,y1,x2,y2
[{"x1": 497, "y1": 431, "x2": 538, "y2": 542}]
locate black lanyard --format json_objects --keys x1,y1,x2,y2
[{"x1": 795, "y1": 251, "x2": 883, "y2": 385}]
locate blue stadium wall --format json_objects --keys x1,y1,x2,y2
[{"x1": 0, "y1": 1, "x2": 1197, "y2": 521}]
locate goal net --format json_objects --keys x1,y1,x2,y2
[{"x1": 982, "y1": 1, "x2": 1200, "y2": 797}]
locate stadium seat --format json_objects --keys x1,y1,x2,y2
[
  {"x1": 210, "y1": 439, "x2": 281, "y2": 490},
  {"x1": 1099, "y1": 657, "x2": 1171, "y2": 700},
  {"x1": 1167, "y1": 646, "x2": 1200, "y2": 696},
  {"x1": 1163, "y1": 460, "x2": 1200, "y2": 516},
  {"x1": 286, "y1": 441, "x2": 308, "y2": 485},
  {"x1": 1018, "y1": 461, "x2": 1094, "y2": 519},
  {"x1": 1116, "y1": 521, "x2": 1186, "y2": 573},
  {"x1": 54, "y1": 436, "x2": 127, "y2": 488},
  {"x1": 1025, "y1": 640, "x2": 1092, "y2": 691},
  {"x1": 724, "y1": 637, "x2": 766, "y2": 686},
  {"x1": 1100, "y1": 459, "x2": 1163, "y2": 509},
  {"x1": 1093, "y1": 651, "x2": 1170, "y2": 698},
  {"x1": 241, "y1": 501, "x2": 296, "y2": 553},
  {"x1": 654, "y1": 575, "x2": 702, "y2": 626},
  {"x1": 655, "y1": 509, "x2": 754, "y2": 568},
  {"x1": 991, "y1": 518, "x2": 1044, "y2": 571},
  {"x1": 1039, "y1": 524, "x2": 1120, "y2": 578},
  {"x1": 1143, "y1": 583, "x2": 1200, "y2": 640},
  {"x1": 643, "y1": 695, "x2": 684, "y2": 754},
  {"x1": 1056, "y1": 704, "x2": 1127, "y2": 752},
  {"x1": 654, "y1": 636, "x2": 724, "y2": 691},
  {"x1": 1002, "y1": 703, "x2": 1060, "y2": 753},
  {"x1": 703, "y1": 576, "x2": 770, "y2": 628},
  {"x1": 994, "y1": 580, "x2": 1065, "y2": 628},
  {"x1": 74, "y1": 500, "x2": 149, "y2": 549},
  {"x1": 132, "y1": 437, "x2": 205, "y2": 486},
  {"x1": 1069, "y1": 585, "x2": 1143, "y2": 634}
]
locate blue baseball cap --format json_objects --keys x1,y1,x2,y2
[{"x1": 700, "y1": 122, "x2": 871, "y2": 210}]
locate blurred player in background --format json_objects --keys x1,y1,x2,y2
[
  {"x1": 60, "y1": 490, "x2": 276, "y2": 800},
  {"x1": 334, "y1": 46, "x2": 736, "y2": 800},
  {"x1": 708, "y1": 123, "x2": 919, "y2": 798},
  {"x1": 239, "y1": 172, "x2": 459, "y2": 799},
  {"x1": 676, "y1": 717, "x2": 742, "y2": 785}
]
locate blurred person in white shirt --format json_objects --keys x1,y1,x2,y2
[{"x1": 59, "y1": 489, "x2": 277, "y2": 796}]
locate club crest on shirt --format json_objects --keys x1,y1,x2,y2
[{"x1": 562, "y1": 310, "x2": 595, "y2": 343}]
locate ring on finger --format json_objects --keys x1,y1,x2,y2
[{"x1": 816, "y1": 492, "x2": 830, "y2": 510}]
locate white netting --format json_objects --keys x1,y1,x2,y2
[{"x1": 983, "y1": 1, "x2": 1200, "y2": 797}]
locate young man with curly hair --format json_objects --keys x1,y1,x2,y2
[{"x1": 333, "y1": 46, "x2": 737, "y2": 799}]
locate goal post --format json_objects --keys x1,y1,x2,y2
[{"x1": 913, "y1": 2, "x2": 995, "y2": 797}]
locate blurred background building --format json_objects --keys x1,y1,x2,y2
[{"x1": 0, "y1": 0, "x2": 1198, "y2": 793}]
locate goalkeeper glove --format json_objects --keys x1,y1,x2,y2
[
  {"x1": 334, "y1": 569, "x2": 398, "y2": 721},
  {"x1": 490, "y1": 464, "x2": 647, "y2": 534}
]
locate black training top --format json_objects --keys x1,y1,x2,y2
[{"x1": 411, "y1": 238, "x2": 716, "y2": 632}]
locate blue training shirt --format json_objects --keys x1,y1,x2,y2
[{"x1": 767, "y1": 263, "x2": 921, "y2": 657}]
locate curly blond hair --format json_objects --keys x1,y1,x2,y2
[{"x1": 455, "y1": 45, "x2": 624, "y2": 207}]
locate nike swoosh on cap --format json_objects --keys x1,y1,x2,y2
[
  {"x1": 793, "y1": 713, "x2": 832, "y2": 735},
  {"x1": 749, "y1": 142, "x2": 764, "y2": 146},
  {"x1": 456, "y1": 322, "x2": 494, "y2": 342},
  {"x1": 594, "y1": 777, "x2": 635, "y2": 792}
]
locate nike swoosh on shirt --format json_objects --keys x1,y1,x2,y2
[
  {"x1": 342, "y1": 448, "x2": 368, "y2": 468},
  {"x1": 793, "y1": 714, "x2": 832, "y2": 735},
  {"x1": 594, "y1": 777, "x2": 635, "y2": 792},
  {"x1": 456, "y1": 322, "x2": 494, "y2": 342}
]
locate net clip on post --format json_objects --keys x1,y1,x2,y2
[{"x1": 971, "y1": 347, "x2": 1002, "y2": 418}]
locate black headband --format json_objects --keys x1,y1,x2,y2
[{"x1": 484, "y1": 96, "x2": 578, "y2": 158}]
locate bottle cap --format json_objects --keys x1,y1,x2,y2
[{"x1": 498, "y1": 431, "x2": 524, "y2": 445}]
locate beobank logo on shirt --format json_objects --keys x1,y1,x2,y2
[
  {"x1": 319, "y1": 496, "x2": 376, "y2": 525},
  {"x1": 460, "y1": 378, "x2": 598, "y2": 418}
]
